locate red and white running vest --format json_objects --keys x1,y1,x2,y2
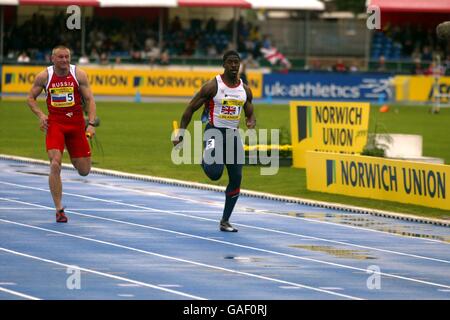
[
  {"x1": 207, "y1": 75, "x2": 247, "y2": 129},
  {"x1": 45, "y1": 64, "x2": 83, "y2": 116}
]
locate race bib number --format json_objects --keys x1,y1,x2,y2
[
  {"x1": 219, "y1": 99, "x2": 244, "y2": 120},
  {"x1": 50, "y1": 87, "x2": 75, "y2": 107}
]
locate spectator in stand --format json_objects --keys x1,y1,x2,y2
[
  {"x1": 100, "y1": 52, "x2": 109, "y2": 65},
  {"x1": 245, "y1": 53, "x2": 259, "y2": 69},
  {"x1": 78, "y1": 54, "x2": 90, "y2": 65},
  {"x1": 205, "y1": 17, "x2": 217, "y2": 34},
  {"x1": 130, "y1": 47, "x2": 142, "y2": 62},
  {"x1": 184, "y1": 36, "x2": 196, "y2": 56},
  {"x1": 308, "y1": 59, "x2": 322, "y2": 71},
  {"x1": 333, "y1": 59, "x2": 346, "y2": 72},
  {"x1": 250, "y1": 26, "x2": 261, "y2": 42},
  {"x1": 262, "y1": 35, "x2": 271, "y2": 49},
  {"x1": 144, "y1": 36, "x2": 156, "y2": 56},
  {"x1": 411, "y1": 58, "x2": 423, "y2": 75},
  {"x1": 252, "y1": 39, "x2": 262, "y2": 60},
  {"x1": 376, "y1": 55, "x2": 386, "y2": 72},
  {"x1": 148, "y1": 46, "x2": 161, "y2": 65},
  {"x1": 90, "y1": 48, "x2": 100, "y2": 63},
  {"x1": 422, "y1": 46, "x2": 433, "y2": 62},
  {"x1": 401, "y1": 24, "x2": 415, "y2": 56},
  {"x1": 17, "y1": 51, "x2": 31, "y2": 63},
  {"x1": 411, "y1": 47, "x2": 422, "y2": 61},
  {"x1": 170, "y1": 16, "x2": 182, "y2": 33},
  {"x1": 160, "y1": 49, "x2": 170, "y2": 66},
  {"x1": 237, "y1": 16, "x2": 249, "y2": 38},
  {"x1": 207, "y1": 44, "x2": 218, "y2": 57},
  {"x1": 349, "y1": 61, "x2": 359, "y2": 72},
  {"x1": 424, "y1": 61, "x2": 445, "y2": 76},
  {"x1": 237, "y1": 35, "x2": 246, "y2": 53}
]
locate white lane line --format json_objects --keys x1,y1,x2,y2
[
  {"x1": 117, "y1": 283, "x2": 142, "y2": 287},
  {"x1": 158, "y1": 284, "x2": 182, "y2": 288},
  {"x1": 234, "y1": 223, "x2": 450, "y2": 264},
  {"x1": 0, "y1": 218, "x2": 362, "y2": 300},
  {"x1": 3, "y1": 178, "x2": 448, "y2": 246},
  {"x1": 86, "y1": 181, "x2": 224, "y2": 208},
  {"x1": 0, "y1": 206, "x2": 220, "y2": 214},
  {"x1": 319, "y1": 287, "x2": 344, "y2": 291},
  {"x1": 2, "y1": 182, "x2": 449, "y2": 265},
  {"x1": 2, "y1": 197, "x2": 450, "y2": 291},
  {"x1": 0, "y1": 247, "x2": 204, "y2": 300},
  {"x1": 68, "y1": 180, "x2": 450, "y2": 244},
  {"x1": 0, "y1": 208, "x2": 153, "y2": 212},
  {"x1": 0, "y1": 208, "x2": 49, "y2": 210},
  {"x1": 0, "y1": 286, "x2": 41, "y2": 300}
]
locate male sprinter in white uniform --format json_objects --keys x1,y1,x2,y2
[{"x1": 173, "y1": 50, "x2": 256, "y2": 232}]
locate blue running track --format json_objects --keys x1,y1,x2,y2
[{"x1": 0, "y1": 158, "x2": 449, "y2": 300}]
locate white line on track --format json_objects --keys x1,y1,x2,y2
[
  {"x1": 0, "y1": 207, "x2": 49, "y2": 210},
  {"x1": 0, "y1": 219, "x2": 363, "y2": 300},
  {"x1": 0, "y1": 207, "x2": 159, "y2": 212},
  {"x1": 86, "y1": 181, "x2": 225, "y2": 208},
  {"x1": 1, "y1": 180, "x2": 449, "y2": 264},
  {"x1": 0, "y1": 286, "x2": 40, "y2": 300},
  {"x1": 0, "y1": 206, "x2": 221, "y2": 214},
  {"x1": 3, "y1": 196, "x2": 449, "y2": 267},
  {"x1": 3, "y1": 179, "x2": 448, "y2": 245},
  {"x1": 1, "y1": 197, "x2": 450, "y2": 291},
  {"x1": 79, "y1": 181, "x2": 450, "y2": 244},
  {"x1": 0, "y1": 247, "x2": 205, "y2": 300}
]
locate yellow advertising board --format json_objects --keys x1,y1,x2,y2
[
  {"x1": 1, "y1": 65, "x2": 262, "y2": 98},
  {"x1": 133, "y1": 70, "x2": 262, "y2": 97},
  {"x1": 86, "y1": 68, "x2": 132, "y2": 95},
  {"x1": 394, "y1": 75, "x2": 450, "y2": 103},
  {"x1": 2, "y1": 66, "x2": 43, "y2": 93},
  {"x1": 306, "y1": 151, "x2": 450, "y2": 210},
  {"x1": 290, "y1": 101, "x2": 370, "y2": 168}
]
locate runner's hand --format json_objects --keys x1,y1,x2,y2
[
  {"x1": 39, "y1": 114, "x2": 48, "y2": 132},
  {"x1": 172, "y1": 136, "x2": 183, "y2": 147},
  {"x1": 246, "y1": 117, "x2": 256, "y2": 129},
  {"x1": 86, "y1": 124, "x2": 96, "y2": 138}
]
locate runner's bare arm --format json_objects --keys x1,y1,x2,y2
[
  {"x1": 27, "y1": 70, "x2": 48, "y2": 131},
  {"x1": 77, "y1": 68, "x2": 97, "y2": 124},
  {"x1": 77, "y1": 68, "x2": 97, "y2": 136},
  {"x1": 179, "y1": 79, "x2": 217, "y2": 130},
  {"x1": 172, "y1": 80, "x2": 217, "y2": 145},
  {"x1": 243, "y1": 84, "x2": 256, "y2": 129}
]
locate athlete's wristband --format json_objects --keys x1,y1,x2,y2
[{"x1": 87, "y1": 122, "x2": 96, "y2": 127}]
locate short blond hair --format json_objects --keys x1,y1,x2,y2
[{"x1": 52, "y1": 45, "x2": 71, "y2": 56}]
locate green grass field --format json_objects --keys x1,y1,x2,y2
[{"x1": 0, "y1": 100, "x2": 449, "y2": 219}]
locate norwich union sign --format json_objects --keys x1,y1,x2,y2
[
  {"x1": 307, "y1": 151, "x2": 449, "y2": 210},
  {"x1": 290, "y1": 101, "x2": 370, "y2": 168}
]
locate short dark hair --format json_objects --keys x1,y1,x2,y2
[{"x1": 223, "y1": 50, "x2": 240, "y2": 63}]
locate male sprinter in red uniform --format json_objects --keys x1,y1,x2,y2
[{"x1": 27, "y1": 45, "x2": 97, "y2": 223}]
